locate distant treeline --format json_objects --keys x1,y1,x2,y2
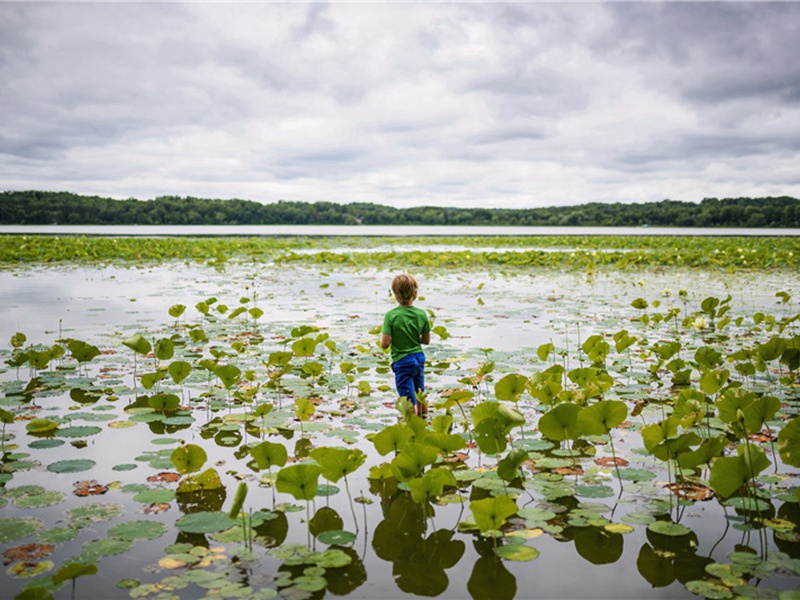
[{"x1": 1, "y1": 190, "x2": 799, "y2": 227}]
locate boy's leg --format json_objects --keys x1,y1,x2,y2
[
  {"x1": 411, "y1": 352, "x2": 425, "y2": 399},
  {"x1": 391, "y1": 354, "x2": 418, "y2": 405}
]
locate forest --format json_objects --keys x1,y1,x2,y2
[{"x1": 1, "y1": 190, "x2": 798, "y2": 227}]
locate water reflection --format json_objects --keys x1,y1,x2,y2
[
  {"x1": 637, "y1": 527, "x2": 711, "y2": 588},
  {"x1": 372, "y1": 492, "x2": 466, "y2": 596}
]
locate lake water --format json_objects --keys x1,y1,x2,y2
[
  {"x1": 1, "y1": 224, "x2": 800, "y2": 237},
  {"x1": 1, "y1": 247, "x2": 800, "y2": 599}
]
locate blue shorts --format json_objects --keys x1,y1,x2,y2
[{"x1": 391, "y1": 352, "x2": 425, "y2": 405}]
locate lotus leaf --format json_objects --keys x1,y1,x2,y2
[
  {"x1": 276, "y1": 463, "x2": 322, "y2": 501},
  {"x1": 469, "y1": 495, "x2": 517, "y2": 533}
]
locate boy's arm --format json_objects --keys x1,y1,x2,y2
[
  {"x1": 420, "y1": 332, "x2": 430, "y2": 345},
  {"x1": 380, "y1": 333, "x2": 391, "y2": 349}
]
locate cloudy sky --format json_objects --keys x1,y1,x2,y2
[{"x1": 1, "y1": 1, "x2": 799, "y2": 209}]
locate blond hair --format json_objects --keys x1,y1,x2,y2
[{"x1": 392, "y1": 273, "x2": 418, "y2": 306}]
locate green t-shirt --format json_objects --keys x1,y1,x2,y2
[{"x1": 382, "y1": 305, "x2": 431, "y2": 364}]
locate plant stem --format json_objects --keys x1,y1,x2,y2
[{"x1": 344, "y1": 475, "x2": 360, "y2": 533}]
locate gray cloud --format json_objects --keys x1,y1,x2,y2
[{"x1": 0, "y1": 2, "x2": 798, "y2": 208}]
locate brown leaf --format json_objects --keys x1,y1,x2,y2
[
  {"x1": 554, "y1": 466, "x2": 584, "y2": 476},
  {"x1": 147, "y1": 472, "x2": 181, "y2": 483},
  {"x1": 73, "y1": 480, "x2": 109, "y2": 497},
  {"x1": 3, "y1": 543, "x2": 55, "y2": 564},
  {"x1": 595, "y1": 457, "x2": 629, "y2": 467},
  {"x1": 144, "y1": 502, "x2": 171, "y2": 514},
  {"x1": 665, "y1": 482, "x2": 715, "y2": 502}
]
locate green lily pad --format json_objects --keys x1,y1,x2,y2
[
  {"x1": 47, "y1": 459, "x2": 96, "y2": 474},
  {"x1": 0, "y1": 517, "x2": 43, "y2": 542},
  {"x1": 108, "y1": 520, "x2": 168, "y2": 541},
  {"x1": 112, "y1": 463, "x2": 138, "y2": 472},
  {"x1": 28, "y1": 439, "x2": 65, "y2": 449},
  {"x1": 647, "y1": 520, "x2": 691, "y2": 537},
  {"x1": 162, "y1": 416, "x2": 195, "y2": 426},
  {"x1": 132, "y1": 489, "x2": 176, "y2": 503},
  {"x1": 575, "y1": 484, "x2": 615, "y2": 498},
  {"x1": 621, "y1": 512, "x2": 656, "y2": 526},
  {"x1": 292, "y1": 575, "x2": 327, "y2": 593},
  {"x1": 12, "y1": 489, "x2": 66, "y2": 509},
  {"x1": 616, "y1": 468, "x2": 656, "y2": 482},
  {"x1": 175, "y1": 511, "x2": 237, "y2": 534},
  {"x1": 684, "y1": 580, "x2": 733, "y2": 599},
  {"x1": 313, "y1": 548, "x2": 352, "y2": 568},
  {"x1": 317, "y1": 530, "x2": 357, "y2": 545},
  {"x1": 57, "y1": 426, "x2": 102, "y2": 438},
  {"x1": 82, "y1": 538, "x2": 134, "y2": 557},
  {"x1": 496, "y1": 544, "x2": 540, "y2": 561},
  {"x1": 67, "y1": 503, "x2": 123, "y2": 525},
  {"x1": 38, "y1": 526, "x2": 80, "y2": 544}
]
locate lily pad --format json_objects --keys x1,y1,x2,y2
[
  {"x1": 496, "y1": 544, "x2": 540, "y2": 561},
  {"x1": 28, "y1": 439, "x2": 65, "y2": 449},
  {"x1": 108, "y1": 520, "x2": 168, "y2": 541},
  {"x1": 47, "y1": 459, "x2": 96, "y2": 474},
  {"x1": 175, "y1": 511, "x2": 237, "y2": 534},
  {"x1": 317, "y1": 530, "x2": 357, "y2": 545},
  {"x1": 57, "y1": 426, "x2": 102, "y2": 438},
  {"x1": 647, "y1": 520, "x2": 691, "y2": 537},
  {"x1": 67, "y1": 503, "x2": 123, "y2": 526},
  {"x1": 12, "y1": 490, "x2": 66, "y2": 509},
  {"x1": 82, "y1": 538, "x2": 134, "y2": 557},
  {"x1": 0, "y1": 517, "x2": 43, "y2": 543}
]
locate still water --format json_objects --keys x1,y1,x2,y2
[{"x1": 1, "y1": 259, "x2": 799, "y2": 599}]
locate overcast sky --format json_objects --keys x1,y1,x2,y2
[{"x1": 1, "y1": 1, "x2": 799, "y2": 209}]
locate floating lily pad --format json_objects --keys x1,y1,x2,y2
[
  {"x1": 292, "y1": 575, "x2": 327, "y2": 592},
  {"x1": 47, "y1": 459, "x2": 96, "y2": 474},
  {"x1": 162, "y1": 416, "x2": 195, "y2": 426},
  {"x1": 175, "y1": 511, "x2": 236, "y2": 534},
  {"x1": 151, "y1": 437, "x2": 180, "y2": 445},
  {"x1": 317, "y1": 530, "x2": 357, "y2": 545},
  {"x1": 112, "y1": 463, "x2": 138, "y2": 472},
  {"x1": 38, "y1": 526, "x2": 80, "y2": 544},
  {"x1": 28, "y1": 439, "x2": 65, "y2": 449},
  {"x1": 648, "y1": 520, "x2": 691, "y2": 537},
  {"x1": 82, "y1": 538, "x2": 134, "y2": 557},
  {"x1": 12, "y1": 489, "x2": 66, "y2": 509},
  {"x1": 496, "y1": 544, "x2": 540, "y2": 561},
  {"x1": 684, "y1": 580, "x2": 733, "y2": 599},
  {"x1": 108, "y1": 520, "x2": 168, "y2": 541},
  {"x1": 575, "y1": 484, "x2": 615, "y2": 498},
  {"x1": 57, "y1": 426, "x2": 102, "y2": 438},
  {"x1": 0, "y1": 517, "x2": 43, "y2": 543},
  {"x1": 616, "y1": 468, "x2": 656, "y2": 482},
  {"x1": 133, "y1": 489, "x2": 176, "y2": 504},
  {"x1": 7, "y1": 559, "x2": 55, "y2": 578},
  {"x1": 67, "y1": 503, "x2": 123, "y2": 526}
]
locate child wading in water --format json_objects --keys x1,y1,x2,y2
[{"x1": 380, "y1": 274, "x2": 431, "y2": 417}]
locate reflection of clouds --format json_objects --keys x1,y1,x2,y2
[{"x1": 2, "y1": 263, "x2": 798, "y2": 354}]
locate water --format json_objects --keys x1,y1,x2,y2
[
  {"x1": 1, "y1": 256, "x2": 799, "y2": 599},
  {"x1": 1, "y1": 224, "x2": 799, "y2": 237}
]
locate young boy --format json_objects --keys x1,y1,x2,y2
[{"x1": 380, "y1": 274, "x2": 431, "y2": 417}]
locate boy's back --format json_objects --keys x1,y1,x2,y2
[{"x1": 383, "y1": 304, "x2": 429, "y2": 364}]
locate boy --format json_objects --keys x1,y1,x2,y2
[{"x1": 380, "y1": 274, "x2": 431, "y2": 417}]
